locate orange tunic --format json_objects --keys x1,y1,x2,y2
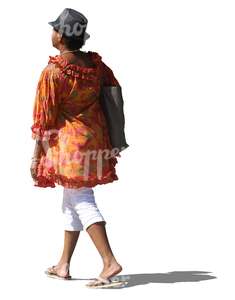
[{"x1": 31, "y1": 51, "x2": 121, "y2": 188}]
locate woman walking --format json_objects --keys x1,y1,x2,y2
[{"x1": 30, "y1": 8, "x2": 128, "y2": 288}]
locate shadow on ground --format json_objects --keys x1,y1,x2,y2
[{"x1": 71, "y1": 270, "x2": 217, "y2": 289}]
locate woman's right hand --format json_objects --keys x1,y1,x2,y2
[{"x1": 30, "y1": 160, "x2": 39, "y2": 181}]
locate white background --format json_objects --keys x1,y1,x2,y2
[{"x1": 0, "y1": 0, "x2": 234, "y2": 298}]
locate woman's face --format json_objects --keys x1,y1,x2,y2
[{"x1": 51, "y1": 28, "x2": 62, "y2": 49}]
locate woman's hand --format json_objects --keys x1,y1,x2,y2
[
  {"x1": 30, "y1": 140, "x2": 44, "y2": 181},
  {"x1": 30, "y1": 157, "x2": 40, "y2": 181}
]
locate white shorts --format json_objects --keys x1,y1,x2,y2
[{"x1": 62, "y1": 186, "x2": 106, "y2": 231}]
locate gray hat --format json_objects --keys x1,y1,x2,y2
[{"x1": 48, "y1": 8, "x2": 90, "y2": 41}]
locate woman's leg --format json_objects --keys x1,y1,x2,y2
[
  {"x1": 59, "y1": 230, "x2": 80, "y2": 264},
  {"x1": 86, "y1": 222, "x2": 122, "y2": 280},
  {"x1": 47, "y1": 188, "x2": 84, "y2": 277},
  {"x1": 69, "y1": 186, "x2": 122, "y2": 280},
  {"x1": 47, "y1": 230, "x2": 80, "y2": 277}
]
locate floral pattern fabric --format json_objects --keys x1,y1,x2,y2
[{"x1": 31, "y1": 51, "x2": 121, "y2": 188}]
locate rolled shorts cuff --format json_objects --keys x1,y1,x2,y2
[
  {"x1": 64, "y1": 225, "x2": 84, "y2": 231},
  {"x1": 83, "y1": 217, "x2": 106, "y2": 231}
]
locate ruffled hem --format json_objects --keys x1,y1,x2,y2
[
  {"x1": 31, "y1": 124, "x2": 44, "y2": 140},
  {"x1": 33, "y1": 172, "x2": 119, "y2": 188},
  {"x1": 32, "y1": 156, "x2": 119, "y2": 188},
  {"x1": 48, "y1": 52, "x2": 102, "y2": 80},
  {"x1": 31, "y1": 124, "x2": 59, "y2": 142}
]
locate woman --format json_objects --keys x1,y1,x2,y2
[{"x1": 30, "y1": 8, "x2": 125, "y2": 288}]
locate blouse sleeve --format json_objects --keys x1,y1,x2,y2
[
  {"x1": 31, "y1": 66, "x2": 60, "y2": 142},
  {"x1": 101, "y1": 61, "x2": 120, "y2": 87}
]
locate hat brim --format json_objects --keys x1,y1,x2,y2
[
  {"x1": 48, "y1": 21, "x2": 90, "y2": 41},
  {"x1": 84, "y1": 32, "x2": 90, "y2": 41},
  {"x1": 48, "y1": 21, "x2": 57, "y2": 27}
]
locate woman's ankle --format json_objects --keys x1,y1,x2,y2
[
  {"x1": 58, "y1": 260, "x2": 70, "y2": 267},
  {"x1": 103, "y1": 255, "x2": 117, "y2": 267}
]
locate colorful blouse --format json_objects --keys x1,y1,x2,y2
[{"x1": 31, "y1": 51, "x2": 121, "y2": 188}]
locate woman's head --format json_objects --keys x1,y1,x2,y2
[{"x1": 51, "y1": 28, "x2": 85, "y2": 51}]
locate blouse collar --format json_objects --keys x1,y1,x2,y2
[{"x1": 48, "y1": 51, "x2": 102, "y2": 79}]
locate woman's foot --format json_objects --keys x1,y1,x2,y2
[
  {"x1": 86, "y1": 258, "x2": 122, "y2": 287},
  {"x1": 47, "y1": 262, "x2": 71, "y2": 278},
  {"x1": 99, "y1": 258, "x2": 122, "y2": 280}
]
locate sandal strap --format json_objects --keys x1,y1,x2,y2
[{"x1": 97, "y1": 276, "x2": 111, "y2": 284}]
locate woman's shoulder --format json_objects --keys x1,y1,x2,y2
[
  {"x1": 88, "y1": 50, "x2": 102, "y2": 61},
  {"x1": 38, "y1": 58, "x2": 62, "y2": 81},
  {"x1": 97, "y1": 55, "x2": 120, "y2": 86}
]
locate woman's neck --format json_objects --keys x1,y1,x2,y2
[{"x1": 60, "y1": 47, "x2": 86, "y2": 56}]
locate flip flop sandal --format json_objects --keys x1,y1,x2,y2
[
  {"x1": 45, "y1": 265, "x2": 72, "y2": 280},
  {"x1": 85, "y1": 276, "x2": 128, "y2": 288}
]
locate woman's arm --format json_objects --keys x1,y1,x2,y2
[{"x1": 31, "y1": 65, "x2": 60, "y2": 143}]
